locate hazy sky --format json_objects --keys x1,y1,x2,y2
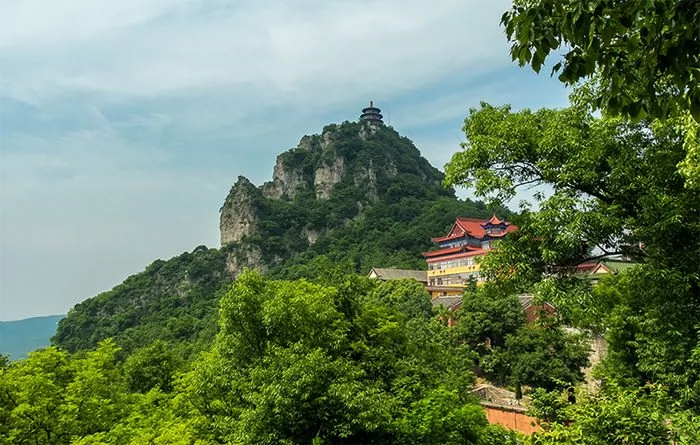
[{"x1": 0, "y1": 0, "x2": 569, "y2": 321}]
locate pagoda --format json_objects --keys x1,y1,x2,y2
[{"x1": 360, "y1": 101, "x2": 384, "y2": 125}]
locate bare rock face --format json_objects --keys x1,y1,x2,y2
[
  {"x1": 220, "y1": 176, "x2": 261, "y2": 245},
  {"x1": 298, "y1": 134, "x2": 316, "y2": 150},
  {"x1": 320, "y1": 130, "x2": 334, "y2": 149},
  {"x1": 302, "y1": 228, "x2": 321, "y2": 245},
  {"x1": 314, "y1": 156, "x2": 345, "y2": 199},
  {"x1": 262, "y1": 126, "x2": 347, "y2": 201},
  {"x1": 262, "y1": 158, "x2": 307, "y2": 200},
  {"x1": 359, "y1": 121, "x2": 381, "y2": 140},
  {"x1": 224, "y1": 245, "x2": 266, "y2": 278},
  {"x1": 353, "y1": 158, "x2": 397, "y2": 202}
]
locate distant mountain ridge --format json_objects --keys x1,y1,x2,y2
[
  {"x1": 0, "y1": 315, "x2": 64, "y2": 360},
  {"x1": 54, "y1": 117, "x2": 510, "y2": 356}
]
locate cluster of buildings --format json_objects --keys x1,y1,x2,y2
[
  {"x1": 369, "y1": 214, "x2": 632, "y2": 318},
  {"x1": 369, "y1": 215, "x2": 522, "y2": 314}
]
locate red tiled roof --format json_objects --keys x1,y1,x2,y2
[
  {"x1": 575, "y1": 263, "x2": 597, "y2": 272},
  {"x1": 424, "y1": 248, "x2": 486, "y2": 262},
  {"x1": 486, "y1": 214, "x2": 504, "y2": 225},
  {"x1": 422, "y1": 245, "x2": 468, "y2": 258},
  {"x1": 431, "y1": 234, "x2": 462, "y2": 243},
  {"x1": 432, "y1": 216, "x2": 517, "y2": 243}
]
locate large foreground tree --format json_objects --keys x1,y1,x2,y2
[
  {"x1": 445, "y1": 100, "x2": 699, "y2": 275},
  {"x1": 501, "y1": 0, "x2": 700, "y2": 190},
  {"x1": 444, "y1": 96, "x2": 700, "y2": 407},
  {"x1": 501, "y1": 0, "x2": 700, "y2": 122},
  {"x1": 179, "y1": 271, "x2": 514, "y2": 445}
]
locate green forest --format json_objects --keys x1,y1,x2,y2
[{"x1": 2, "y1": 0, "x2": 699, "y2": 443}]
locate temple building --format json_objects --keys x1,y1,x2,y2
[
  {"x1": 360, "y1": 101, "x2": 384, "y2": 125},
  {"x1": 575, "y1": 258, "x2": 636, "y2": 285},
  {"x1": 423, "y1": 215, "x2": 517, "y2": 298}
]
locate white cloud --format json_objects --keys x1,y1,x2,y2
[{"x1": 0, "y1": 0, "x2": 510, "y2": 104}]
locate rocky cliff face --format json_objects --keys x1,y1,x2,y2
[
  {"x1": 224, "y1": 243, "x2": 266, "y2": 278},
  {"x1": 262, "y1": 160, "x2": 306, "y2": 200},
  {"x1": 222, "y1": 125, "x2": 351, "y2": 246},
  {"x1": 260, "y1": 128, "x2": 348, "y2": 201},
  {"x1": 314, "y1": 156, "x2": 346, "y2": 199},
  {"x1": 220, "y1": 176, "x2": 262, "y2": 246}
]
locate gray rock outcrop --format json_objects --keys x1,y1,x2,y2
[
  {"x1": 314, "y1": 156, "x2": 345, "y2": 199},
  {"x1": 220, "y1": 176, "x2": 261, "y2": 245},
  {"x1": 262, "y1": 158, "x2": 307, "y2": 200}
]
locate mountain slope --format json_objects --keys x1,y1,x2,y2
[
  {"x1": 54, "y1": 119, "x2": 509, "y2": 355},
  {"x1": 53, "y1": 246, "x2": 227, "y2": 355}
]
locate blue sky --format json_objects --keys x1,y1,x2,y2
[{"x1": 0, "y1": 0, "x2": 570, "y2": 321}]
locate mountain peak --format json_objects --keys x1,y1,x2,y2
[{"x1": 220, "y1": 120, "x2": 448, "y2": 251}]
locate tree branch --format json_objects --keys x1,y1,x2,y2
[{"x1": 578, "y1": 252, "x2": 625, "y2": 264}]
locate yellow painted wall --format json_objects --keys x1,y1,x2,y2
[{"x1": 427, "y1": 264, "x2": 481, "y2": 278}]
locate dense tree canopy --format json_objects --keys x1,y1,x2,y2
[
  {"x1": 445, "y1": 101, "x2": 699, "y2": 275},
  {"x1": 181, "y1": 271, "x2": 499, "y2": 444},
  {"x1": 501, "y1": 0, "x2": 700, "y2": 191},
  {"x1": 527, "y1": 384, "x2": 700, "y2": 444},
  {"x1": 444, "y1": 90, "x2": 699, "y2": 442},
  {"x1": 2, "y1": 273, "x2": 521, "y2": 444},
  {"x1": 502, "y1": 0, "x2": 700, "y2": 122},
  {"x1": 0, "y1": 341, "x2": 130, "y2": 444},
  {"x1": 450, "y1": 286, "x2": 589, "y2": 392}
]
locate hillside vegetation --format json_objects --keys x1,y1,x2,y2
[
  {"x1": 52, "y1": 247, "x2": 228, "y2": 357},
  {"x1": 53, "y1": 123, "x2": 507, "y2": 356}
]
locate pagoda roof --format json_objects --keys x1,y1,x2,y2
[
  {"x1": 431, "y1": 216, "x2": 517, "y2": 243},
  {"x1": 485, "y1": 214, "x2": 504, "y2": 225}
]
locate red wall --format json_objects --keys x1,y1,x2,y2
[
  {"x1": 524, "y1": 303, "x2": 556, "y2": 323},
  {"x1": 482, "y1": 405, "x2": 541, "y2": 435}
]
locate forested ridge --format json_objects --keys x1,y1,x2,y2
[{"x1": 2, "y1": 0, "x2": 699, "y2": 443}]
